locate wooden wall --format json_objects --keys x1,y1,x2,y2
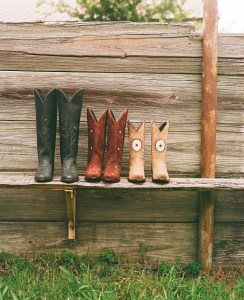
[{"x1": 0, "y1": 22, "x2": 243, "y2": 264}]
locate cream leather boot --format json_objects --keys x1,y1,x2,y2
[
  {"x1": 128, "y1": 121, "x2": 145, "y2": 183},
  {"x1": 151, "y1": 120, "x2": 170, "y2": 183}
]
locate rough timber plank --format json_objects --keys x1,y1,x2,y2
[
  {"x1": 0, "y1": 222, "x2": 242, "y2": 264},
  {"x1": 0, "y1": 174, "x2": 243, "y2": 190},
  {"x1": 0, "y1": 188, "x2": 243, "y2": 222},
  {"x1": 0, "y1": 23, "x2": 243, "y2": 59},
  {"x1": 0, "y1": 120, "x2": 243, "y2": 176},
  {"x1": 0, "y1": 189, "x2": 198, "y2": 222},
  {"x1": 0, "y1": 22, "x2": 194, "y2": 38},
  {"x1": 0, "y1": 72, "x2": 243, "y2": 125},
  {"x1": 0, "y1": 121, "x2": 201, "y2": 176},
  {"x1": 2, "y1": 53, "x2": 244, "y2": 76}
]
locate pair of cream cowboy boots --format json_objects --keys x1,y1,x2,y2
[{"x1": 128, "y1": 120, "x2": 170, "y2": 183}]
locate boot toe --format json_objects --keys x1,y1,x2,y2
[{"x1": 85, "y1": 166, "x2": 102, "y2": 181}]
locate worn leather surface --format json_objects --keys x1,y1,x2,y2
[
  {"x1": 151, "y1": 120, "x2": 170, "y2": 182},
  {"x1": 85, "y1": 108, "x2": 108, "y2": 181},
  {"x1": 103, "y1": 109, "x2": 128, "y2": 182},
  {"x1": 57, "y1": 89, "x2": 83, "y2": 183},
  {"x1": 34, "y1": 88, "x2": 57, "y2": 182},
  {"x1": 128, "y1": 121, "x2": 145, "y2": 182}
]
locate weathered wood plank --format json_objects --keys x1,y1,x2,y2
[
  {"x1": 213, "y1": 223, "x2": 244, "y2": 265},
  {"x1": 0, "y1": 189, "x2": 198, "y2": 222},
  {"x1": 215, "y1": 190, "x2": 244, "y2": 222},
  {"x1": 0, "y1": 35, "x2": 201, "y2": 58},
  {"x1": 0, "y1": 120, "x2": 243, "y2": 176},
  {"x1": 0, "y1": 22, "x2": 194, "y2": 38},
  {"x1": 1, "y1": 53, "x2": 244, "y2": 76},
  {"x1": 0, "y1": 23, "x2": 243, "y2": 59},
  {"x1": 0, "y1": 72, "x2": 243, "y2": 125},
  {"x1": 0, "y1": 53, "x2": 203, "y2": 74},
  {"x1": 0, "y1": 121, "x2": 201, "y2": 176},
  {"x1": 0, "y1": 174, "x2": 243, "y2": 190},
  {"x1": 0, "y1": 221, "x2": 242, "y2": 264},
  {"x1": 0, "y1": 188, "x2": 243, "y2": 222}
]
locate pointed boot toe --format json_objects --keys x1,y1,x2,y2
[{"x1": 85, "y1": 165, "x2": 102, "y2": 181}]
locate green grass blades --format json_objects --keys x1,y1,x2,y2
[{"x1": 0, "y1": 251, "x2": 243, "y2": 300}]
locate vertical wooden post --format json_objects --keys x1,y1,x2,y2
[{"x1": 199, "y1": 0, "x2": 218, "y2": 272}]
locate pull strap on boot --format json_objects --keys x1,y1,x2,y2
[
  {"x1": 151, "y1": 120, "x2": 170, "y2": 183},
  {"x1": 34, "y1": 88, "x2": 57, "y2": 182},
  {"x1": 128, "y1": 121, "x2": 145, "y2": 183},
  {"x1": 85, "y1": 108, "x2": 108, "y2": 181},
  {"x1": 57, "y1": 89, "x2": 83, "y2": 183},
  {"x1": 103, "y1": 109, "x2": 128, "y2": 183}
]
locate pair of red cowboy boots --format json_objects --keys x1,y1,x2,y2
[{"x1": 85, "y1": 108, "x2": 128, "y2": 183}]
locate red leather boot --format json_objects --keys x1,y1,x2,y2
[
  {"x1": 85, "y1": 108, "x2": 108, "y2": 181},
  {"x1": 103, "y1": 109, "x2": 128, "y2": 183}
]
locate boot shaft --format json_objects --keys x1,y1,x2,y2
[
  {"x1": 34, "y1": 88, "x2": 57, "y2": 162},
  {"x1": 151, "y1": 120, "x2": 170, "y2": 182},
  {"x1": 128, "y1": 121, "x2": 145, "y2": 182},
  {"x1": 106, "y1": 109, "x2": 128, "y2": 165},
  {"x1": 103, "y1": 109, "x2": 128, "y2": 182},
  {"x1": 57, "y1": 89, "x2": 83, "y2": 163},
  {"x1": 87, "y1": 108, "x2": 108, "y2": 164}
]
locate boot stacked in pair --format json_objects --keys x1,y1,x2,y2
[
  {"x1": 34, "y1": 88, "x2": 83, "y2": 183},
  {"x1": 128, "y1": 120, "x2": 170, "y2": 183},
  {"x1": 85, "y1": 108, "x2": 128, "y2": 183}
]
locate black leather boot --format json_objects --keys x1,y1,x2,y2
[
  {"x1": 34, "y1": 88, "x2": 57, "y2": 182},
  {"x1": 57, "y1": 89, "x2": 83, "y2": 183}
]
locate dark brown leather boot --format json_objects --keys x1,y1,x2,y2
[
  {"x1": 103, "y1": 109, "x2": 128, "y2": 183},
  {"x1": 85, "y1": 108, "x2": 108, "y2": 181},
  {"x1": 57, "y1": 89, "x2": 83, "y2": 183},
  {"x1": 34, "y1": 88, "x2": 57, "y2": 182}
]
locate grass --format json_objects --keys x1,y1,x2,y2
[{"x1": 0, "y1": 250, "x2": 243, "y2": 300}]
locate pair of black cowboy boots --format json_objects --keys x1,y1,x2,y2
[{"x1": 34, "y1": 88, "x2": 83, "y2": 183}]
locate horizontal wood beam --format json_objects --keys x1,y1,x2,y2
[{"x1": 0, "y1": 174, "x2": 243, "y2": 191}]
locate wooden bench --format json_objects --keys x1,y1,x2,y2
[{"x1": 0, "y1": 21, "x2": 243, "y2": 271}]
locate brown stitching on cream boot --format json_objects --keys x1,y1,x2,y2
[
  {"x1": 128, "y1": 121, "x2": 145, "y2": 183},
  {"x1": 151, "y1": 120, "x2": 170, "y2": 183}
]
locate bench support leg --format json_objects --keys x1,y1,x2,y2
[
  {"x1": 198, "y1": 191, "x2": 215, "y2": 272},
  {"x1": 65, "y1": 189, "x2": 76, "y2": 240}
]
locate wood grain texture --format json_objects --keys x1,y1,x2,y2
[
  {"x1": 1, "y1": 53, "x2": 244, "y2": 76},
  {"x1": 0, "y1": 22, "x2": 194, "y2": 38},
  {"x1": 0, "y1": 23, "x2": 243, "y2": 59},
  {"x1": 0, "y1": 121, "x2": 201, "y2": 176},
  {"x1": 0, "y1": 174, "x2": 243, "y2": 190},
  {"x1": 1, "y1": 120, "x2": 243, "y2": 176},
  {"x1": 0, "y1": 188, "x2": 243, "y2": 222},
  {"x1": 0, "y1": 72, "x2": 243, "y2": 124},
  {"x1": 0, "y1": 221, "x2": 242, "y2": 265}
]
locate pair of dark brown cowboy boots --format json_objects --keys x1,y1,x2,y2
[
  {"x1": 85, "y1": 108, "x2": 128, "y2": 183},
  {"x1": 34, "y1": 88, "x2": 83, "y2": 183}
]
